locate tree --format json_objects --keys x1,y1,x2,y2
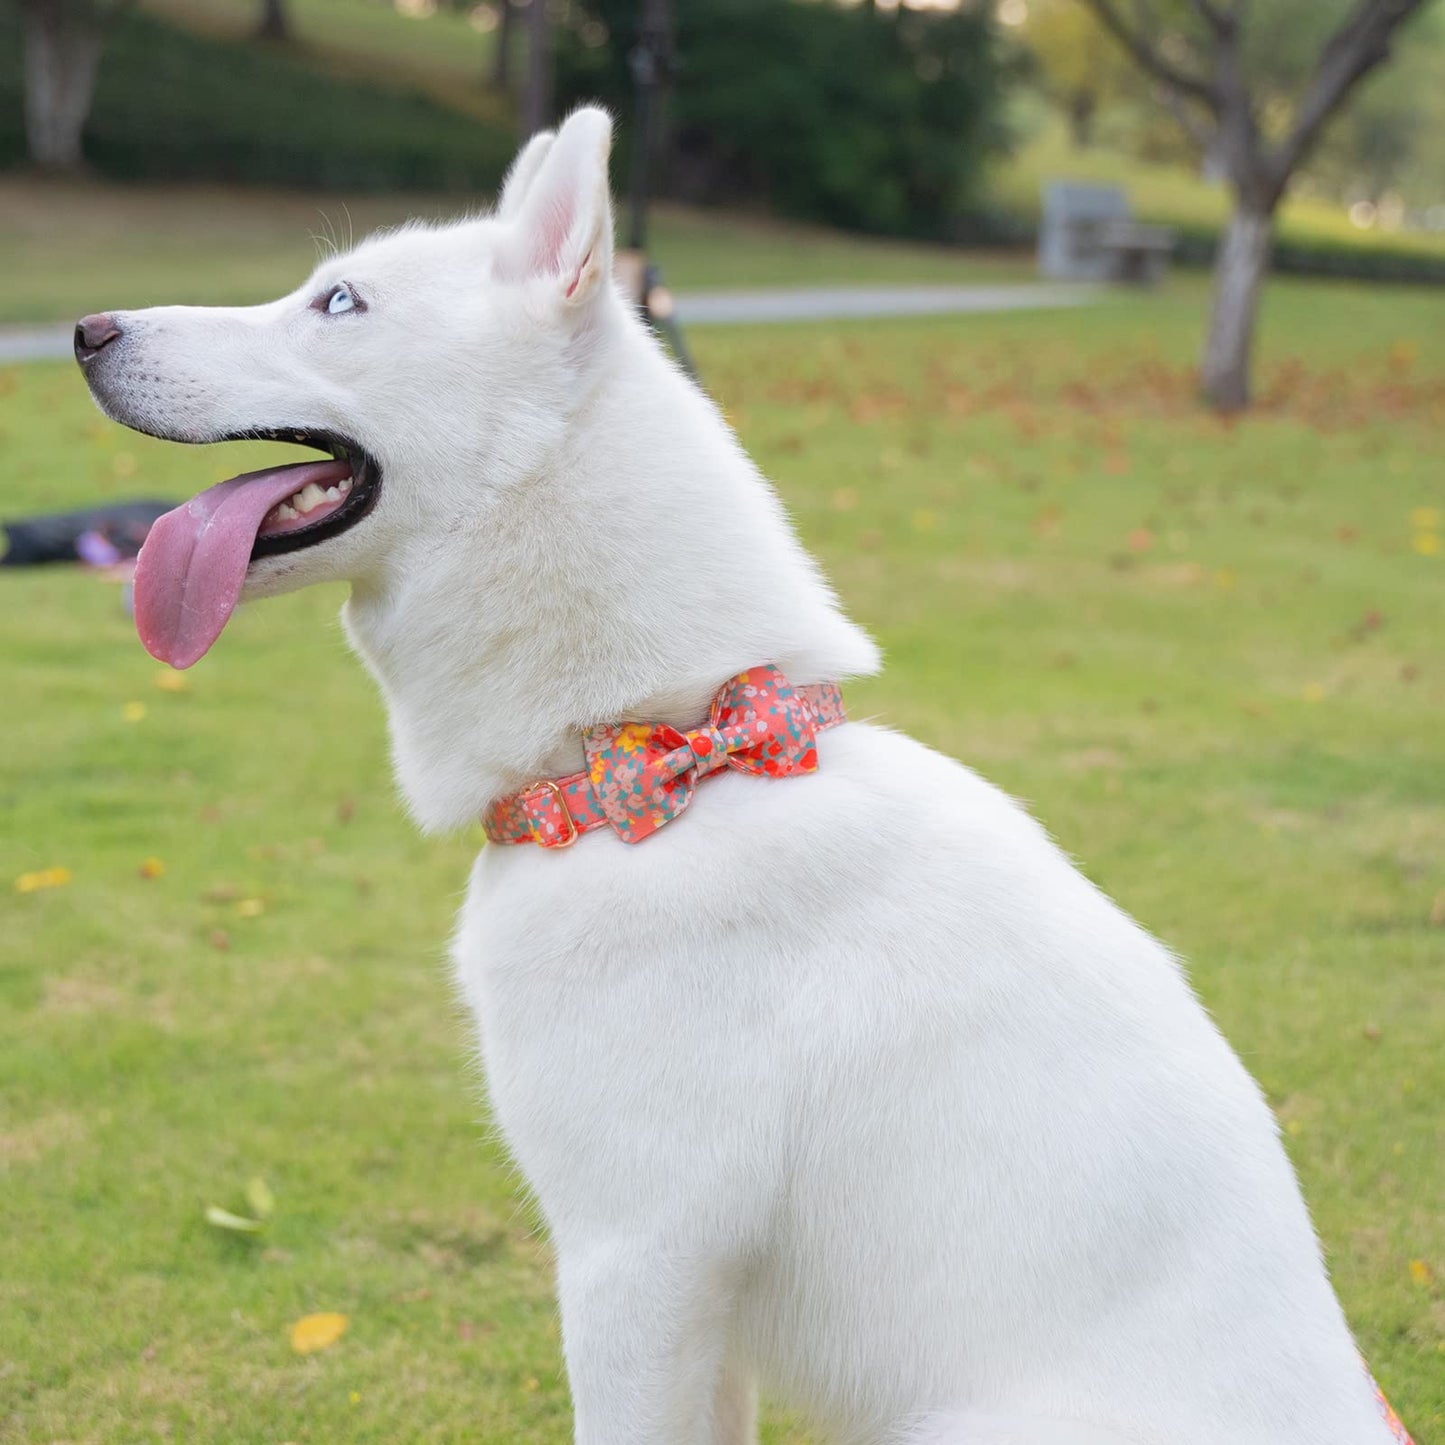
[
  {"x1": 17, "y1": 0, "x2": 131, "y2": 173},
  {"x1": 490, "y1": 0, "x2": 517, "y2": 92},
  {"x1": 522, "y1": 0, "x2": 553, "y2": 135},
  {"x1": 256, "y1": 0, "x2": 289, "y2": 42},
  {"x1": 1080, "y1": 0, "x2": 1435, "y2": 410},
  {"x1": 1019, "y1": 0, "x2": 1137, "y2": 148}
]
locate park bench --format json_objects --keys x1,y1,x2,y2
[{"x1": 1038, "y1": 182, "x2": 1175, "y2": 286}]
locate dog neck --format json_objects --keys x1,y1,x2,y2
[{"x1": 342, "y1": 314, "x2": 879, "y2": 835}]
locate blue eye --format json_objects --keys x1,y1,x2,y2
[{"x1": 324, "y1": 283, "x2": 358, "y2": 315}]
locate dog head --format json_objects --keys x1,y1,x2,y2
[{"x1": 77, "y1": 108, "x2": 618, "y2": 669}]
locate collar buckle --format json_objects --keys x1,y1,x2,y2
[{"x1": 524, "y1": 778, "x2": 579, "y2": 849}]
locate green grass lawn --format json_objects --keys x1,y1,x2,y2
[
  {"x1": 0, "y1": 177, "x2": 1032, "y2": 327},
  {"x1": 2, "y1": 278, "x2": 1442, "y2": 1443}
]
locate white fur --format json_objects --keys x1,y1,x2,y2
[{"x1": 87, "y1": 109, "x2": 1398, "y2": 1445}]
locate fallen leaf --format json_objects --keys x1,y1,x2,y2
[
  {"x1": 290, "y1": 1312, "x2": 348, "y2": 1355},
  {"x1": 205, "y1": 1205, "x2": 264, "y2": 1234},
  {"x1": 1127, "y1": 528, "x2": 1153, "y2": 553},
  {"x1": 122, "y1": 701, "x2": 146, "y2": 723},
  {"x1": 1033, "y1": 505, "x2": 1062, "y2": 539},
  {"x1": 139, "y1": 857, "x2": 165, "y2": 880},
  {"x1": 1362, "y1": 1023, "x2": 1382, "y2": 1042},
  {"x1": 1389, "y1": 341, "x2": 1417, "y2": 373},
  {"x1": 245, "y1": 1177, "x2": 276, "y2": 1219},
  {"x1": 16, "y1": 867, "x2": 72, "y2": 893},
  {"x1": 1407, "y1": 1259, "x2": 1433, "y2": 1289},
  {"x1": 208, "y1": 929, "x2": 231, "y2": 952}
]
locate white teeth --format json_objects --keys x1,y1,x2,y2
[
  {"x1": 323, "y1": 485, "x2": 341, "y2": 501},
  {"x1": 339, "y1": 478, "x2": 353, "y2": 494},
  {"x1": 275, "y1": 502, "x2": 298, "y2": 521},
  {"x1": 296, "y1": 483, "x2": 327, "y2": 513}
]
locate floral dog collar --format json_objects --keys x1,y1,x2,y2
[{"x1": 482, "y1": 664, "x2": 846, "y2": 849}]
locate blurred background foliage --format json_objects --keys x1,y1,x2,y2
[
  {"x1": 553, "y1": 0, "x2": 1007, "y2": 236},
  {"x1": 0, "y1": 0, "x2": 515, "y2": 191},
  {"x1": 4, "y1": 0, "x2": 1442, "y2": 280}
]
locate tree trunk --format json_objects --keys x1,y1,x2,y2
[
  {"x1": 522, "y1": 0, "x2": 552, "y2": 136},
  {"x1": 1067, "y1": 90, "x2": 1096, "y2": 149},
  {"x1": 1200, "y1": 202, "x2": 1273, "y2": 411},
  {"x1": 1199, "y1": 128, "x2": 1228, "y2": 183},
  {"x1": 20, "y1": 0, "x2": 105, "y2": 173},
  {"x1": 490, "y1": 0, "x2": 515, "y2": 92},
  {"x1": 256, "y1": 0, "x2": 289, "y2": 41}
]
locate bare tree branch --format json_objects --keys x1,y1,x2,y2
[
  {"x1": 1078, "y1": 0, "x2": 1220, "y2": 107},
  {"x1": 1184, "y1": 0, "x2": 1232, "y2": 37},
  {"x1": 1156, "y1": 80, "x2": 1215, "y2": 151},
  {"x1": 1265, "y1": 0, "x2": 1432, "y2": 199}
]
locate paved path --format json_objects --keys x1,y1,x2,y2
[
  {"x1": 0, "y1": 283, "x2": 1097, "y2": 364},
  {"x1": 0, "y1": 325, "x2": 80, "y2": 363},
  {"x1": 676, "y1": 282, "x2": 1098, "y2": 325}
]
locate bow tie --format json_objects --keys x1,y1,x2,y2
[{"x1": 482, "y1": 665, "x2": 847, "y2": 849}]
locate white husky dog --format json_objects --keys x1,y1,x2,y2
[{"x1": 77, "y1": 109, "x2": 1410, "y2": 1445}]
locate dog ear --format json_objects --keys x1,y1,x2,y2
[
  {"x1": 501, "y1": 106, "x2": 614, "y2": 308},
  {"x1": 496, "y1": 130, "x2": 556, "y2": 220}
]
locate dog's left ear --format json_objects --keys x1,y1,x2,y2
[
  {"x1": 500, "y1": 106, "x2": 614, "y2": 309},
  {"x1": 495, "y1": 129, "x2": 556, "y2": 220}
]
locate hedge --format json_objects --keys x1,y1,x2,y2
[{"x1": 0, "y1": 7, "x2": 514, "y2": 193}]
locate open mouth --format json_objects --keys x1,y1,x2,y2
[
  {"x1": 133, "y1": 428, "x2": 382, "y2": 670},
  {"x1": 245, "y1": 430, "x2": 381, "y2": 557}
]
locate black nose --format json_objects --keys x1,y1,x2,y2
[{"x1": 75, "y1": 313, "x2": 122, "y2": 365}]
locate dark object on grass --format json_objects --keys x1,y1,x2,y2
[{"x1": 0, "y1": 500, "x2": 175, "y2": 567}]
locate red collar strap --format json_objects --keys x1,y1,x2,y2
[{"x1": 482, "y1": 664, "x2": 847, "y2": 849}]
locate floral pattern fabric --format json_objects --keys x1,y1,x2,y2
[{"x1": 483, "y1": 665, "x2": 847, "y2": 849}]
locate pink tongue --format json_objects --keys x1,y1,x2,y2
[{"x1": 134, "y1": 458, "x2": 352, "y2": 668}]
